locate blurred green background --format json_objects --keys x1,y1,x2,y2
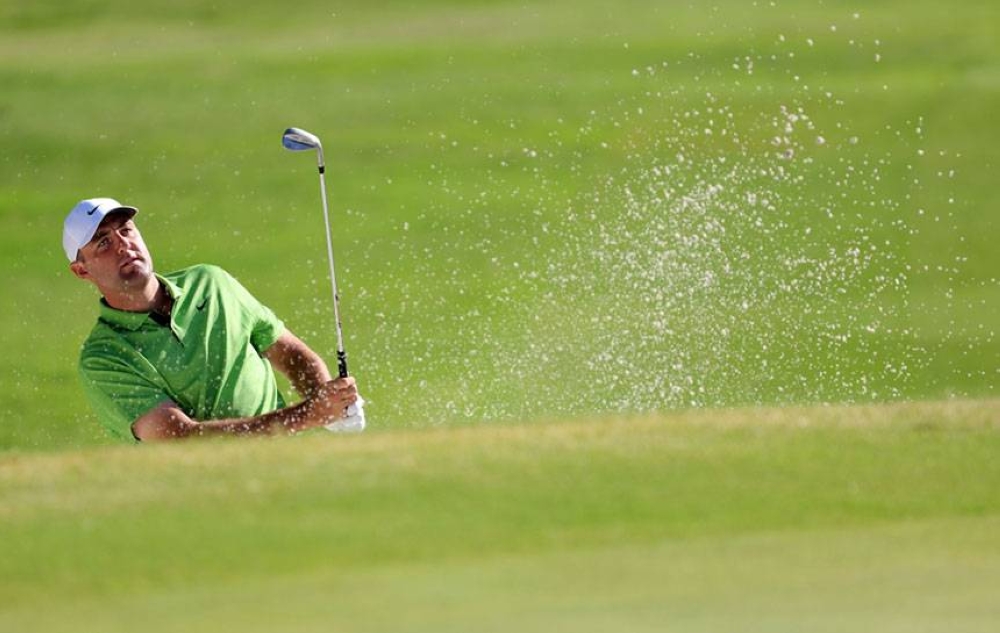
[
  {"x1": 1, "y1": 2, "x2": 999, "y2": 631},
  {"x1": 1, "y1": 0, "x2": 997, "y2": 451}
]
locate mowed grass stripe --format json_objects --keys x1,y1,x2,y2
[
  {"x1": 2, "y1": 399, "x2": 998, "y2": 608},
  {"x1": 3, "y1": 514, "x2": 999, "y2": 631}
]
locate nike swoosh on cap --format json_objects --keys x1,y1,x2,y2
[{"x1": 87, "y1": 203, "x2": 103, "y2": 216}]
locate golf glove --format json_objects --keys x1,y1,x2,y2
[{"x1": 325, "y1": 395, "x2": 366, "y2": 433}]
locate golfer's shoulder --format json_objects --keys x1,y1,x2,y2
[
  {"x1": 170, "y1": 266, "x2": 264, "y2": 312},
  {"x1": 167, "y1": 263, "x2": 244, "y2": 293},
  {"x1": 167, "y1": 263, "x2": 230, "y2": 283}
]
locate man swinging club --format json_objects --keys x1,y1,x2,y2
[{"x1": 65, "y1": 197, "x2": 360, "y2": 442}]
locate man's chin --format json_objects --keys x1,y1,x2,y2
[{"x1": 119, "y1": 261, "x2": 153, "y2": 284}]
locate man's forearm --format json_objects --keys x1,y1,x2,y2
[
  {"x1": 264, "y1": 331, "x2": 333, "y2": 398},
  {"x1": 186, "y1": 400, "x2": 319, "y2": 437},
  {"x1": 132, "y1": 378, "x2": 356, "y2": 442}
]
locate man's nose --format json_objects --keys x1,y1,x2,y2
[{"x1": 113, "y1": 230, "x2": 133, "y2": 252}]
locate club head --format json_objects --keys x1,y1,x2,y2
[{"x1": 282, "y1": 127, "x2": 322, "y2": 151}]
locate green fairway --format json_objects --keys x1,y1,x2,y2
[
  {"x1": 1, "y1": 1, "x2": 999, "y2": 630},
  {"x1": 1, "y1": 0, "x2": 998, "y2": 449},
  {"x1": 2, "y1": 399, "x2": 999, "y2": 631}
]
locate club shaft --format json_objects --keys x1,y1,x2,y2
[{"x1": 316, "y1": 152, "x2": 349, "y2": 378}]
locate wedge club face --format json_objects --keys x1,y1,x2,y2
[{"x1": 282, "y1": 127, "x2": 322, "y2": 151}]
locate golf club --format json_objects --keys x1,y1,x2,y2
[{"x1": 282, "y1": 126, "x2": 365, "y2": 432}]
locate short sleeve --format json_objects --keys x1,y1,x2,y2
[{"x1": 218, "y1": 268, "x2": 286, "y2": 353}]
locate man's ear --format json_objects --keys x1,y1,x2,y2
[{"x1": 70, "y1": 260, "x2": 90, "y2": 280}]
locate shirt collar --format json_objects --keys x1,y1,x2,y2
[{"x1": 97, "y1": 274, "x2": 185, "y2": 331}]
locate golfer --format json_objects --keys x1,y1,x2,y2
[{"x1": 64, "y1": 197, "x2": 359, "y2": 442}]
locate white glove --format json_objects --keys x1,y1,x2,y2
[{"x1": 325, "y1": 395, "x2": 366, "y2": 433}]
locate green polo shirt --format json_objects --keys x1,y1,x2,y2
[{"x1": 79, "y1": 264, "x2": 287, "y2": 441}]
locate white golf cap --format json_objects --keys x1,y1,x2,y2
[{"x1": 62, "y1": 197, "x2": 138, "y2": 261}]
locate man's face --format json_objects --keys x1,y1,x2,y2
[{"x1": 70, "y1": 212, "x2": 154, "y2": 295}]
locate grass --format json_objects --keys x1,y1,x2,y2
[
  {"x1": 2, "y1": 399, "x2": 999, "y2": 631},
  {"x1": 1, "y1": 0, "x2": 998, "y2": 449},
  {"x1": 1, "y1": 2, "x2": 998, "y2": 629}
]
